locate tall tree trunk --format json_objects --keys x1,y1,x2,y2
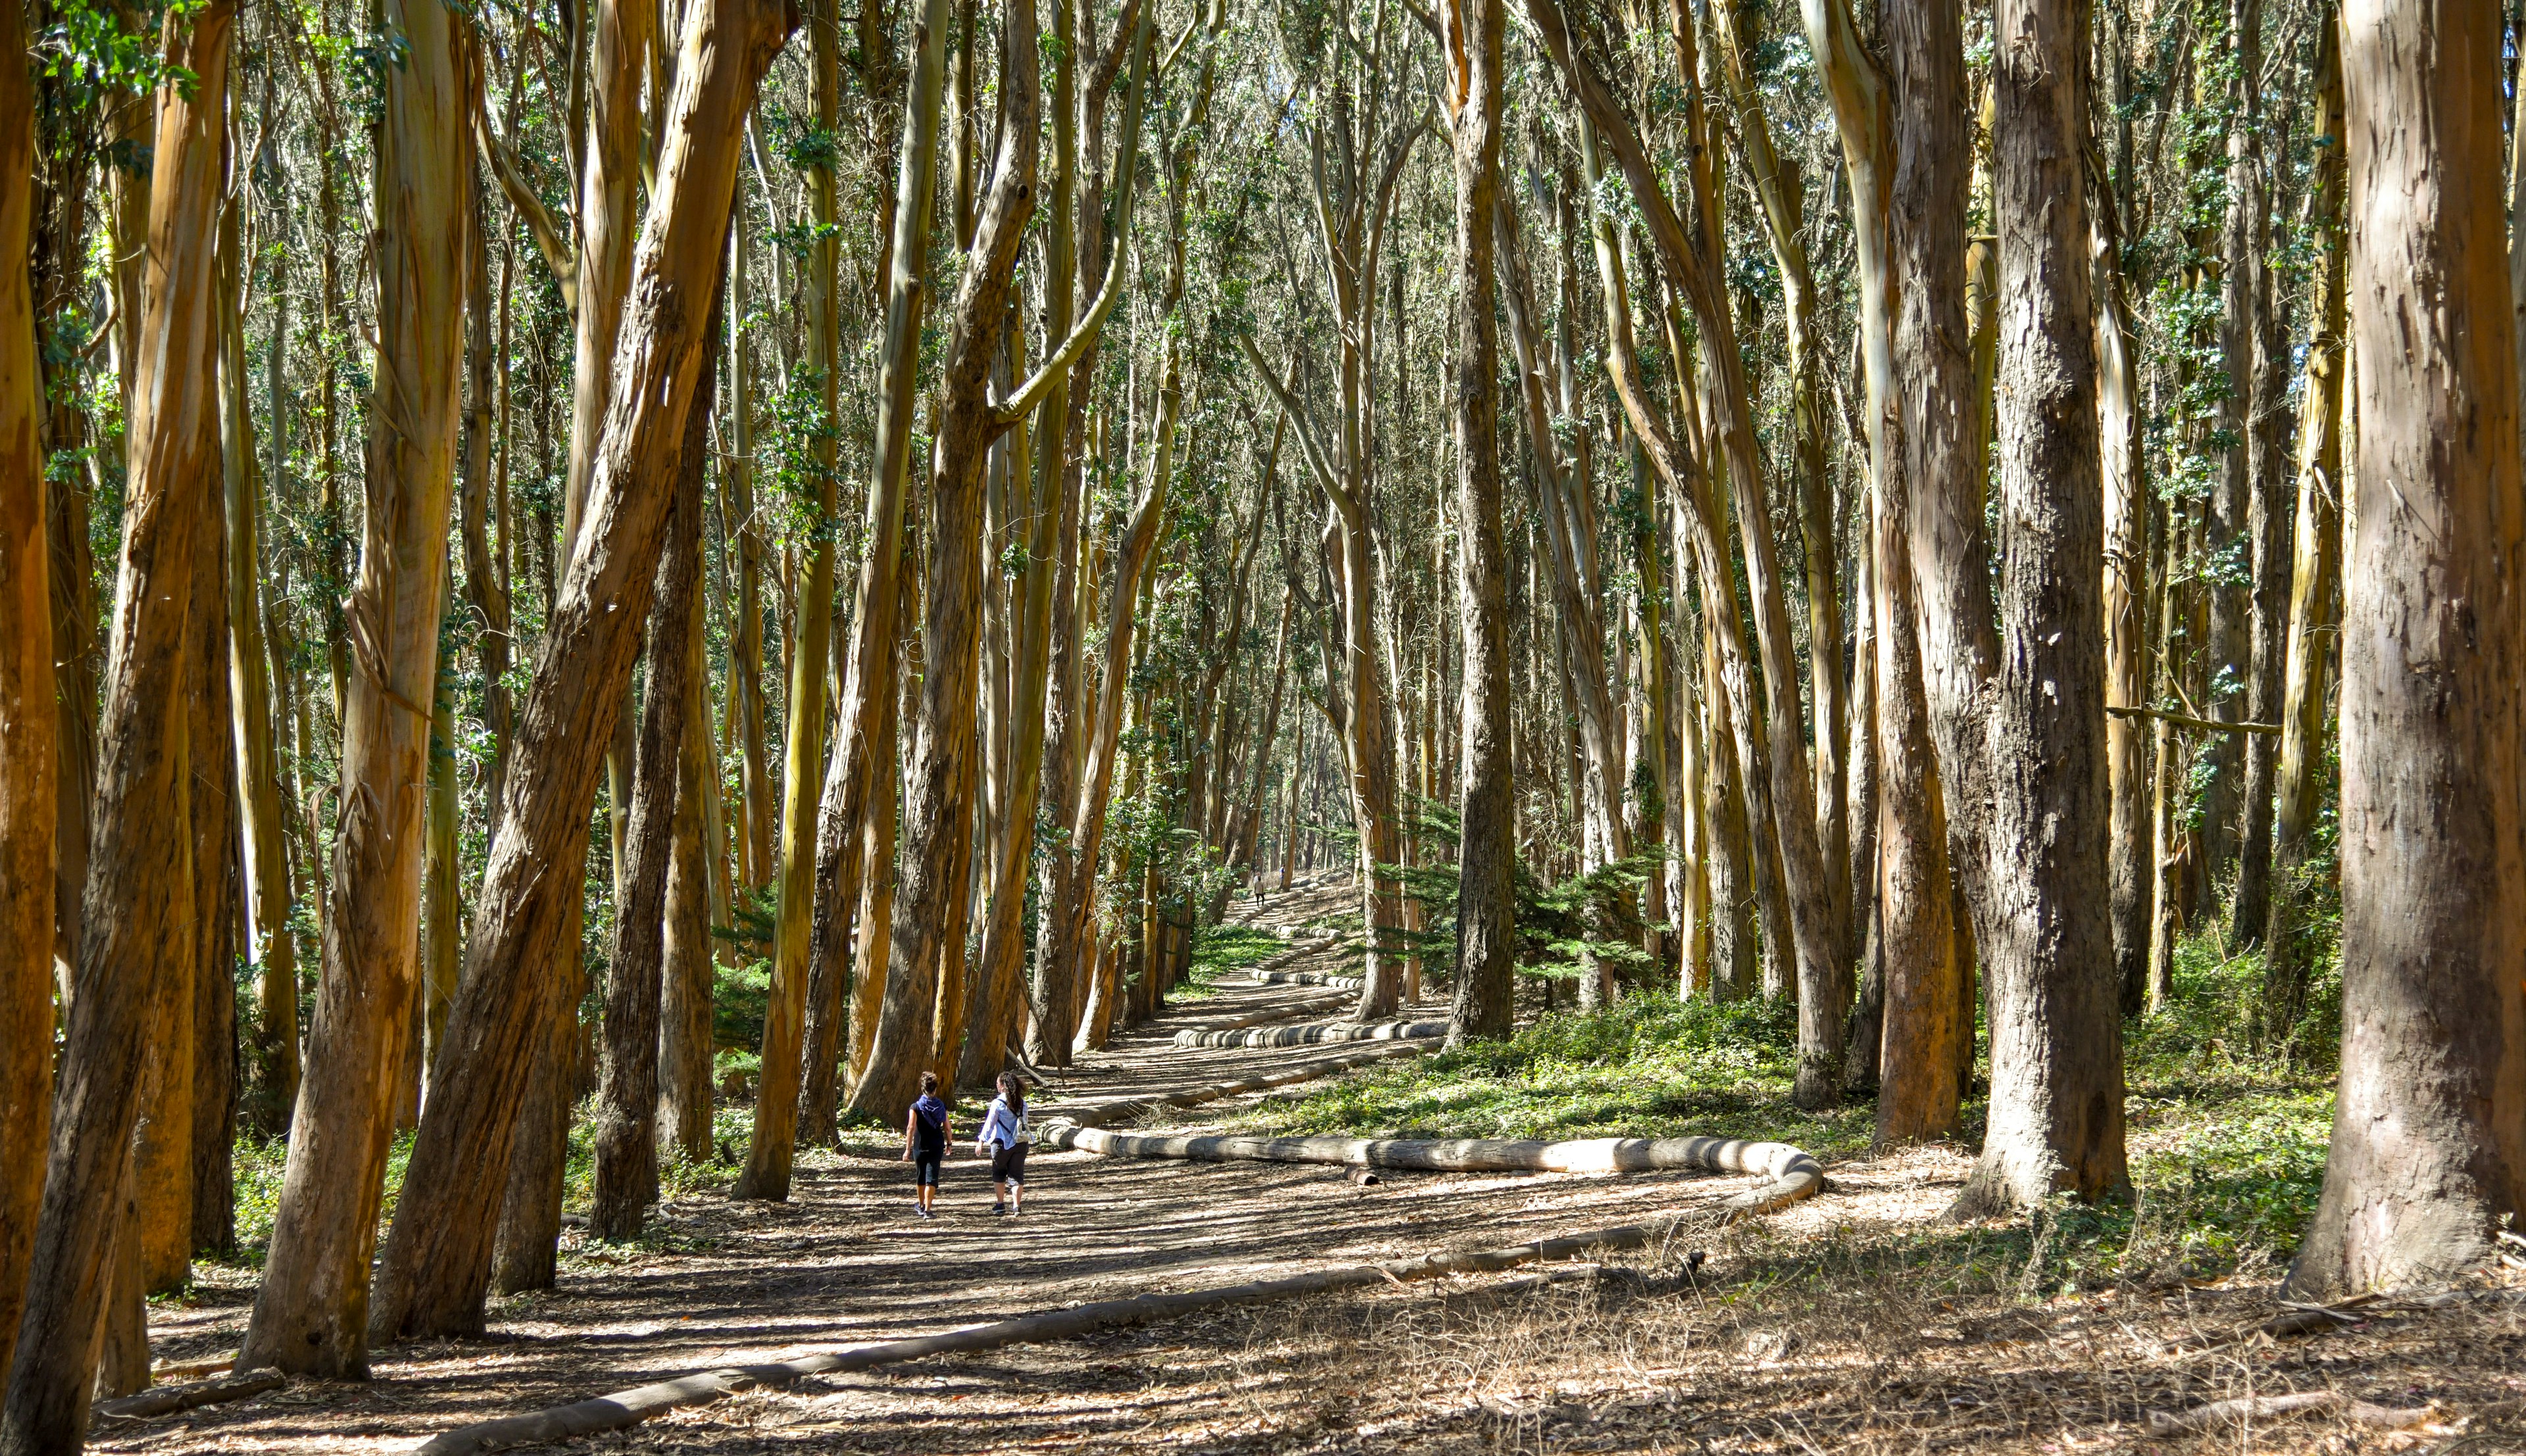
[
  {"x1": 360, "y1": 0, "x2": 796, "y2": 1344},
  {"x1": 1443, "y1": 0, "x2": 1510, "y2": 1048},
  {"x1": 1527, "y1": 0, "x2": 1844, "y2": 1092},
  {"x1": 239, "y1": 0, "x2": 468, "y2": 1374},
  {"x1": 2096, "y1": 192, "x2": 2148, "y2": 1016},
  {"x1": 787, "y1": 0, "x2": 940, "y2": 1163},
  {"x1": 1935, "y1": 0, "x2": 2127, "y2": 1214},
  {"x1": 592, "y1": 300, "x2": 719, "y2": 1240},
  {"x1": 0, "y1": 0, "x2": 51, "y2": 1378},
  {"x1": 187, "y1": 484, "x2": 238, "y2": 1259},
  {"x1": 2291, "y1": 0, "x2": 2526, "y2": 1296},
  {"x1": 658, "y1": 580, "x2": 718, "y2": 1160},
  {"x1": 224, "y1": 181, "x2": 297, "y2": 1138},
  {"x1": 2227, "y1": 0, "x2": 2287, "y2": 948},
  {"x1": 725, "y1": 203, "x2": 773, "y2": 890},
  {"x1": 0, "y1": 3, "x2": 230, "y2": 1436},
  {"x1": 2260, "y1": 24, "x2": 2342, "y2": 1042}
]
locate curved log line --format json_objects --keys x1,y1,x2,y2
[
  {"x1": 1171, "y1": 1019, "x2": 1449, "y2": 1048},
  {"x1": 1041, "y1": 1126, "x2": 1823, "y2": 1199}
]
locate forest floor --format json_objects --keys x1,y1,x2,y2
[{"x1": 114, "y1": 879, "x2": 2526, "y2": 1455}]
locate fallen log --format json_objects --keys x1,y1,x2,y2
[
  {"x1": 93, "y1": 1371, "x2": 285, "y2": 1420},
  {"x1": 1172, "y1": 1019, "x2": 1447, "y2": 1048},
  {"x1": 2144, "y1": 1390, "x2": 2435, "y2": 1436},
  {"x1": 411, "y1": 1195, "x2": 1785, "y2": 1455},
  {"x1": 1039, "y1": 1127, "x2": 1823, "y2": 1211}
]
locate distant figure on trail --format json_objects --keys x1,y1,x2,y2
[
  {"x1": 901, "y1": 1072, "x2": 951, "y2": 1219},
  {"x1": 978, "y1": 1071, "x2": 1031, "y2": 1216}
]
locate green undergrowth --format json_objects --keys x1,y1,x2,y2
[
  {"x1": 1231, "y1": 992, "x2": 1875, "y2": 1161},
  {"x1": 1177, "y1": 922, "x2": 1287, "y2": 1000},
  {"x1": 1234, "y1": 922, "x2": 2337, "y2": 1294}
]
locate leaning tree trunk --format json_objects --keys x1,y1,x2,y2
[
  {"x1": 239, "y1": 0, "x2": 468, "y2": 1375},
  {"x1": 853, "y1": 6, "x2": 1041, "y2": 1120},
  {"x1": 0, "y1": 0, "x2": 51, "y2": 1382},
  {"x1": 785, "y1": 0, "x2": 939, "y2": 1164},
  {"x1": 362, "y1": 0, "x2": 797, "y2": 1344},
  {"x1": 1443, "y1": 0, "x2": 1511, "y2": 1049},
  {"x1": 1937, "y1": 0, "x2": 2127, "y2": 1215},
  {"x1": 0, "y1": 2, "x2": 230, "y2": 1439},
  {"x1": 2291, "y1": 0, "x2": 2526, "y2": 1297},
  {"x1": 590, "y1": 299, "x2": 719, "y2": 1240}
]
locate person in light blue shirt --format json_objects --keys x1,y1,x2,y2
[{"x1": 976, "y1": 1072, "x2": 1031, "y2": 1215}]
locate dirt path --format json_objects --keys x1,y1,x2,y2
[{"x1": 108, "y1": 881, "x2": 1777, "y2": 1455}]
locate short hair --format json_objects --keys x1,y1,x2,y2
[{"x1": 919, "y1": 1071, "x2": 939, "y2": 1094}]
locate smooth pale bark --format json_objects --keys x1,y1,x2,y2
[
  {"x1": 362, "y1": 0, "x2": 797, "y2": 1342},
  {"x1": 0, "y1": 0, "x2": 47, "y2": 1378},
  {"x1": 2195, "y1": 0, "x2": 2260, "y2": 892},
  {"x1": 1708, "y1": 0, "x2": 1845, "y2": 935},
  {"x1": 564, "y1": 0, "x2": 654, "y2": 535},
  {"x1": 856, "y1": 44, "x2": 1049, "y2": 1105},
  {"x1": 724, "y1": 208, "x2": 772, "y2": 890},
  {"x1": 2096, "y1": 201, "x2": 2148, "y2": 1015},
  {"x1": 2260, "y1": 25, "x2": 2343, "y2": 1040},
  {"x1": 1936, "y1": 0, "x2": 2127, "y2": 1214},
  {"x1": 1029, "y1": 14, "x2": 1143, "y2": 1062},
  {"x1": 1038, "y1": 22, "x2": 1166, "y2": 1056},
  {"x1": 240, "y1": 0, "x2": 467, "y2": 1374},
  {"x1": 462, "y1": 166, "x2": 514, "y2": 813},
  {"x1": 0, "y1": 4, "x2": 230, "y2": 1439},
  {"x1": 220, "y1": 196, "x2": 296, "y2": 1136},
  {"x1": 591, "y1": 303, "x2": 717, "y2": 1240},
  {"x1": 1527, "y1": 0, "x2": 1843, "y2": 1092},
  {"x1": 787, "y1": 0, "x2": 939, "y2": 1161},
  {"x1": 2292, "y1": 0, "x2": 2526, "y2": 1296},
  {"x1": 1443, "y1": 0, "x2": 1509, "y2": 1047}
]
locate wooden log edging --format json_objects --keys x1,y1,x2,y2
[
  {"x1": 1039, "y1": 1129, "x2": 1824, "y2": 1211},
  {"x1": 1037, "y1": 1042, "x2": 1433, "y2": 1130},
  {"x1": 409, "y1": 1190, "x2": 1787, "y2": 1455},
  {"x1": 1172, "y1": 1019, "x2": 1449, "y2": 1049},
  {"x1": 1241, "y1": 966, "x2": 1365, "y2": 990}
]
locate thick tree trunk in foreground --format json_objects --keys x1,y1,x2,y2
[
  {"x1": 240, "y1": 0, "x2": 468, "y2": 1374},
  {"x1": 0, "y1": 0, "x2": 51, "y2": 1382},
  {"x1": 2291, "y1": 0, "x2": 2526, "y2": 1296},
  {"x1": 591, "y1": 303, "x2": 718, "y2": 1240},
  {"x1": 1444, "y1": 0, "x2": 1510, "y2": 1048},
  {"x1": 362, "y1": 0, "x2": 796, "y2": 1342},
  {"x1": 0, "y1": 3, "x2": 230, "y2": 1439},
  {"x1": 1941, "y1": 0, "x2": 2126, "y2": 1215}
]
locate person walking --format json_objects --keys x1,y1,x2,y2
[
  {"x1": 977, "y1": 1072, "x2": 1031, "y2": 1215},
  {"x1": 901, "y1": 1071, "x2": 951, "y2": 1218}
]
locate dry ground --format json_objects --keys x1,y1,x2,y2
[{"x1": 106, "y1": 882, "x2": 2526, "y2": 1454}]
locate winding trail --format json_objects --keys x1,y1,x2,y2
[{"x1": 105, "y1": 879, "x2": 1818, "y2": 1455}]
